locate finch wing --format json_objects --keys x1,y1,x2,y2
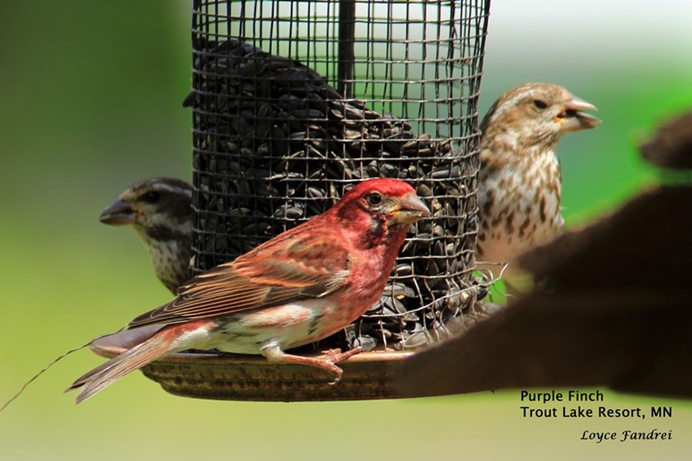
[{"x1": 126, "y1": 231, "x2": 350, "y2": 329}]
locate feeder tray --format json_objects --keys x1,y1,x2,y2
[{"x1": 91, "y1": 327, "x2": 411, "y2": 402}]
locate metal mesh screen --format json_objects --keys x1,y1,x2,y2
[{"x1": 187, "y1": 0, "x2": 490, "y2": 351}]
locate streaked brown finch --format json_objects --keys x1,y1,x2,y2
[
  {"x1": 100, "y1": 178, "x2": 193, "y2": 294},
  {"x1": 475, "y1": 83, "x2": 600, "y2": 283}
]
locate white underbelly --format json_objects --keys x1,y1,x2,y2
[{"x1": 213, "y1": 299, "x2": 339, "y2": 354}]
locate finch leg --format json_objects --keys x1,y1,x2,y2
[
  {"x1": 260, "y1": 343, "x2": 363, "y2": 383},
  {"x1": 322, "y1": 346, "x2": 363, "y2": 364}
]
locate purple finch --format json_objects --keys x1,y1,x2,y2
[
  {"x1": 475, "y1": 83, "x2": 600, "y2": 281},
  {"x1": 100, "y1": 178, "x2": 193, "y2": 294},
  {"x1": 68, "y1": 178, "x2": 430, "y2": 403}
]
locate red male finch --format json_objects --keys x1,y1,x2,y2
[
  {"x1": 67, "y1": 178, "x2": 430, "y2": 403},
  {"x1": 475, "y1": 83, "x2": 600, "y2": 290}
]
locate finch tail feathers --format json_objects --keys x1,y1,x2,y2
[{"x1": 66, "y1": 321, "x2": 216, "y2": 404}]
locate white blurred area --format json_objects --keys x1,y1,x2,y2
[{"x1": 482, "y1": 0, "x2": 692, "y2": 97}]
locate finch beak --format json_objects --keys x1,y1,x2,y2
[
  {"x1": 558, "y1": 97, "x2": 601, "y2": 132},
  {"x1": 100, "y1": 198, "x2": 136, "y2": 225},
  {"x1": 389, "y1": 193, "x2": 431, "y2": 225}
]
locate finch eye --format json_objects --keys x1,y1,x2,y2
[
  {"x1": 142, "y1": 191, "x2": 161, "y2": 203},
  {"x1": 367, "y1": 192, "x2": 383, "y2": 206},
  {"x1": 533, "y1": 99, "x2": 548, "y2": 109}
]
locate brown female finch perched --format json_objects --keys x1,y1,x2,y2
[
  {"x1": 67, "y1": 178, "x2": 430, "y2": 403},
  {"x1": 475, "y1": 83, "x2": 601, "y2": 282},
  {"x1": 100, "y1": 178, "x2": 193, "y2": 294}
]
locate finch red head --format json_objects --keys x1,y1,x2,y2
[
  {"x1": 68, "y1": 178, "x2": 430, "y2": 403},
  {"x1": 475, "y1": 83, "x2": 600, "y2": 281},
  {"x1": 100, "y1": 178, "x2": 193, "y2": 294}
]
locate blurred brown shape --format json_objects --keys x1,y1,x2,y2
[
  {"x1": 396, "y1": 111, "x2": 692, "y2": 399},
  {"x1": 640, "y1": 111, "x2": 692, "y2": 169},
  {"x1": 519, "y1": 186, "x2": 692, "y2": 291}
]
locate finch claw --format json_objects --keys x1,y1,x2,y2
[
  {"x1": 323, "y1": 346, "x2": 363, "y2": 363},
  {"x1": 322, "y1": 346, "x2": 362, "y2": 384},
  {"x1": 327, "y1": 370, "x2": 343, "y2": 386}
]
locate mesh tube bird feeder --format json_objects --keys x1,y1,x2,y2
[
  {"x1": 188, "y1": 0, "x2": 490, "y2": 351},
  {"x1": 91, "y1": 0, "x2": 491, "y2": 401}
]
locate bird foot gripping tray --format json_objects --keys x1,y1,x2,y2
[{"x1": 92, "y1": 0, "x2": 492, "y2": 401}]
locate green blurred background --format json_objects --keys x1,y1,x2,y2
[{"x1": 1, "y1": 1, "x2": 691, "y2": 460}]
